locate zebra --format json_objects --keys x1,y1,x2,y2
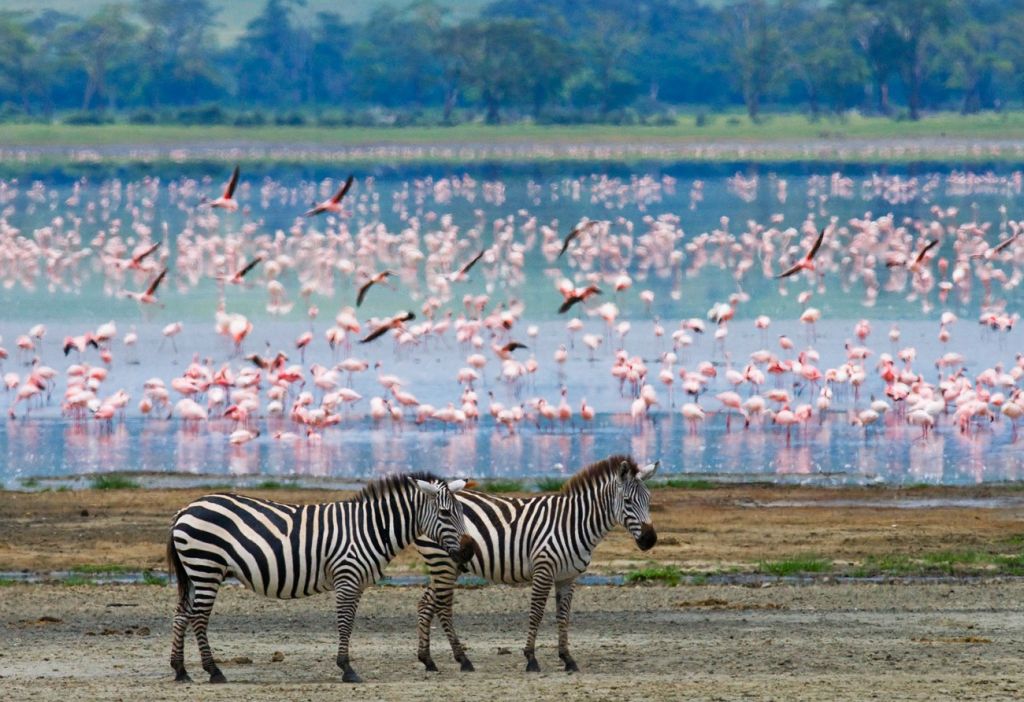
[
  {"x1": 414, "y1": 454, "x2": 658, "y2": 673},
  {"x1": 167, "y1": 473, "x2": 475, "y2": 684}
]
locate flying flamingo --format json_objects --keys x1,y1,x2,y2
[
  {"x1": 304, "y1": 174, "x2": 354, "y2": 217},
  {"x1": 202, "y1": 165, "x2": 240, "y2": 211}
]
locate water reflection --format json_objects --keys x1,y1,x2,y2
[{"x1": 4, "y1": 413, "x2": 1022, "y2": 487}]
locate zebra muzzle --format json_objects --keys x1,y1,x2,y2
[
  {"x1": 451, "y1": 534, "x2": 477, "y2": 564},
  {"x1": 635, "y1": 524, "x2": 657, "y2": 551}
]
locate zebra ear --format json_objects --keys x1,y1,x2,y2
[
  {"x1": 638, "y1": 461, "x2": 659, "y2": 481},
  {"x1": 447, "y1": 479, "x2": 468, "y2": 493},
  {"x1": 414, "y1": 479, "x2": 440, "y2": 496},
  {"x1": 619, "y1": 461, "x2": 633, "y2": 480}
]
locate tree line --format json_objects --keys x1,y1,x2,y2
[{"x1": 0, "y1": 0, "x2": 1021, "y2": 126}]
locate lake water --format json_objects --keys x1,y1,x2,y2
[{"x1": 0, "y1": 162, "x2": 1021, "y2": 487}]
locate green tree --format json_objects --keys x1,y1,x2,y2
[
  {"x1": 851, "y1": 0, "x2": 954, "y2": 120},
  {"x1": 349, "y1": 2, "x2": 445, "y2": 108},
  {"x1": 455, "y1": 18, "x2": 571, "y2": 123},
  {"x1": 134, "y1": 0, "x2": 222, "y2": 107},
  {"x1": 62, "y1": 5, "x2": 140, "y2": 111},
  {"x1": 786, "y1": 3, "x2": 868, "y2": 117},
  {"x1": 724, "y1": 0, "x2": 788, "y2": 122},
  {"x1": 310, "y1": 11, "x2": 354, "y2": 105},
  {"x1": 0, "y1": 12, "x2": 36, "y2": 112},
  {"x1": 236, "y1": 0, "x2": 311, "y2": 105}
]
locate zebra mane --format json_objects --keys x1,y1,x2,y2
[
  {"x1": 561, "y1": 454, "x2": 637, "y2": 494},
  {"x1": 354, "y1": 472, "x2": 444, "y2": 501}
]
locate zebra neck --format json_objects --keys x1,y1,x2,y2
[
  {"x1": 348, "y1": 490, "x2": 416, "y2": 563},
  {"x1": 565, "y1": 484, "x2": 618, "y2": 550}
]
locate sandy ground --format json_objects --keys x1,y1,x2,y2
[
  {"x1": 4, "y1": 486, "x2": 1024, "y2": 699},
  {"x1": 2, "y1": 485, "x2": 1024, "y2": 574},
  {"x1": 4, "y1": 582, "x2": 1024, "y2": 701}
]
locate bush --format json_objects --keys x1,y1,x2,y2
[
  {"x1": 128, "y1": 109, "x2": 158, "y2": 124},
  {"x1": 63, "y1": 110, "x2": 113, "y2": 125},
  {"x1": 695, "y1": 111, "x2": 714, "y2": 127},
  {"x1": 233, "y1": 110, "x2": 267, "y2": 127},
  {"x1": 274, "y1": 111, "x2": 307, "y2": 126},
  {"x1": 316, "y1": 112, "x2": 348, "y2": 127},
  {"x1": 176, "y1": 103, "x2": 227, "y2": 125}
]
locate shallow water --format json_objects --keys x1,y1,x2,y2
[{"x1": 0, "y1": 164, "x2": 1022, "y2": 487}]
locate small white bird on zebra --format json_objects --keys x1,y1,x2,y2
[
  {"x1": 167, "y1": 473, "x2": 475, "y2": 684},
  {"x1": 414, "y1": 454, "x2": 658, "y2": 673}
]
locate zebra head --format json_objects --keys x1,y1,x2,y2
[
  {"x1": 413, "y1": 478, "x2": 476, "y2": 564},
  {"x1": 616, "y1": 459, "x2": 658, "y2": 551}
]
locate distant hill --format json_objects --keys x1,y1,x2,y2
[{"x1": 3, "y1": 0, "x2": 490, "y2": 41}]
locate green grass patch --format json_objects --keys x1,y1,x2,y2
[
  {"x1": 758, "y1": 556, "x2": 832, "y2": 576},
  {"x1": 0, "y1": 578, "x2": 18, "y2": 587},
  {"x1": 90, "y1": 474, "x2": 140, "y2": 490},
  {"x1": 69, "y1": 564, "x2": 131, "y2": 575},
  {"x1": 848, "y1": 554, "x2": 918, "y2": 577},
  {"x1": 625, "y1": 565, "x2": 683, "y2": 586},
  {"x1": 254, "y1": 480, "x2": 301, "y2": 490},
  {"x1": 20, "y1": 476, "x2": 40, "y2": 488},
  {"x1": 535, "y1": 477, "x2": 565, "y2": 492},
  {"x1": 140, "y1": 570, "x2": 168, "y2": 586},
  {"x1": 481, "y1": 479, "x2": 524, "y2": 493},
  {"x1": 653, "y1": 478, "x2": 718, "y2": 490}
]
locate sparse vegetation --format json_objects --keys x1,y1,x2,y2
[
  {"x1": 20, "y1": 477, "x2": 40, "y2": 488},
  {"x1": 653, "y1": 478, "x2": 717, "y2": 490},
  {"x1": 482, "y1": 480, "x2": 524, "y2": 493},
  {"x1": 535, "y1": 477, "x2": 565, "y2": 492},
  {"x1": 254, "y1": 480, "x2": 301, "y2": 490},
  {"x1": 70, "y1": 564, "x2": 131, "y2": 574},
  {"x1": 625, "y1": 565, "x2": 683, "y2": 587},
  {"x1": 141, "y1": 570, "x2": 167, "y2": 586},
  {"x1": 759, "y1": 556, "x2": 832, "y2": 576},
  {"x1": 90, "y1": 475, "x2": 140, "y2": 490}
]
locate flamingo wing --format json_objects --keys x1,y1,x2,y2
[
  {"x1": 222, "y1": 165, "x2": 240, "y2": 199},
  {"x1": 331, "y1": 174, "x2": 355, "y2": 204},
  {"x1": 146, "y1": 268, "x2": 168, "y2": 296},
  {"x1": 235, "y1": 255, "x2": 264, "y2": 279}
]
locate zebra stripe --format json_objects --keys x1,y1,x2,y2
[
  {"x1": 167, "y1": 473, "x2": 473, "y2": 684},
  {"x1": 414, "y1": 455, "x2": 658, "y2": 673}
]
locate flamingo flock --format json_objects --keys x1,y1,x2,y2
[{"x1": 0, "y1": 166, "x2": 1022, "y2": 483}]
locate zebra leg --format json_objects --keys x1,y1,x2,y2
[
  {"x1": 523, "y1": 565, "x2": 554, "y2": 672},
  {"x1": 436, "y1": 584, "x2": 474, "y2": 671},
  {"x1": 416, "y1": 586, "x2": 440, "y2": 672},
  {"x1": 333, "y1": 577, "x2": 366, "y2": 683},
  {"x1": 555, "y1": 580, "x2": 579, "y2": 672},
  {"x1": 170, "y1": 598, "x2": 192, "y2": 682},
  {"x1": 188, "y1": 582, "x2": 227, "y2": 684}
]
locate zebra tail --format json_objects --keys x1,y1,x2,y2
[{"x1": 167, "y1": 535, "x2": 192, "y2": 604}]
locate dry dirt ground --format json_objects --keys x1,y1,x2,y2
[
  {"x1": 3, "y1": 582, "x2": 1024, "y2": 701},
  {"x1": 3, "y1": 485, "x2": 1024, "y2": 700}
]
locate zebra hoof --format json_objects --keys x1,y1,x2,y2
[
  {"x1": 563, "y1": 660, "x2": 579, "y2": 673},
  {"x1": 460, "y1": 658, "x2": 475, "y2": 672},
  {"x1": 174, "y1": 671, "x2": 192, "y2": 683},
  {"x1": 342, "y1": 669, "x2": 363, "y2": 683},
  {"x1": 208, "y1": 671, "x2": 227, "y2": 684},
  {"x1": 525, "y1": 658, "x2": 541, "y2": 673},
  {"x1": 423, "y1": 660, "x2": 439, "y2": 672}
]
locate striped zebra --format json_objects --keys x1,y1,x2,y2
[
  {"x1": 414, "y1": 455, "x2": 658, "y2": 673},
  {"x1": 167, "y1": 473, "x2": 475, "y2": 684}
]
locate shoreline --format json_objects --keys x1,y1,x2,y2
[{"x1": 4, "y1": 484, "x2": 1023, "y2": 578}]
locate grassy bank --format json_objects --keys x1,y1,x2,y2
[
  {"x1": 5, "y1": 112, "x2": 1024, "y2": 167},
  {"x1": 10, "y1": 112, "x2": 1024, "y2": 145}
]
